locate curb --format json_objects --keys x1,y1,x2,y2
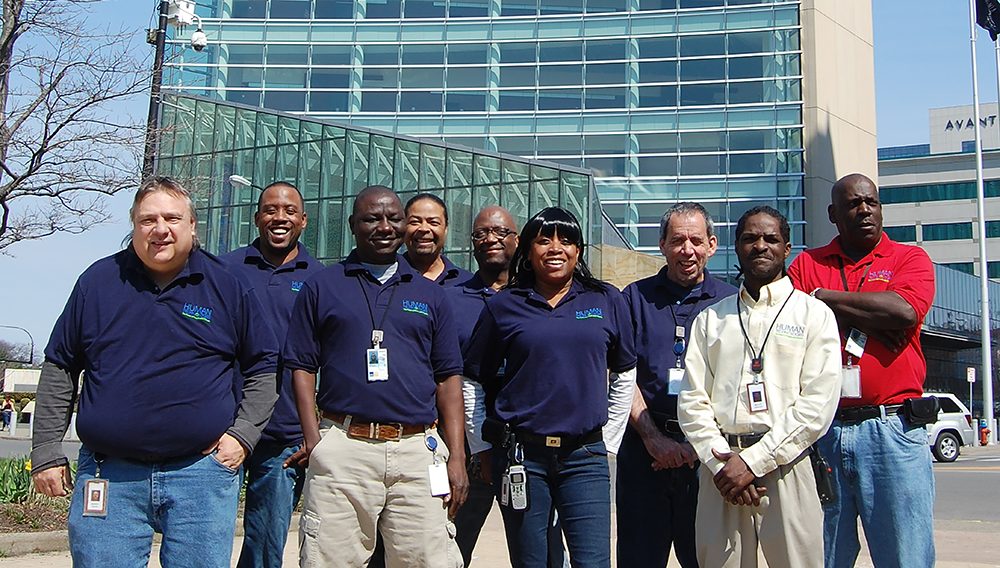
[{"x1": 0, "y1": 530, "x2": 68, "y2": 557}]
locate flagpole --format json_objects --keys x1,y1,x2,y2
[{"x1": 970, "y1": 0, "x2": 996, "y2": 444}]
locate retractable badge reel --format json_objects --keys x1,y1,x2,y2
[
  {"x1": 747, "y1": 357, "x2": 768, "y2": 413},
  {"x1": 367, "y1": 329, "x2": 389, "y2": 382},
  {"x1": 83, "y1": 457, "x2": 109, "y2": 517},
  {"x1": 425, "y1": 435, "x2": 450, "y2": 497}
]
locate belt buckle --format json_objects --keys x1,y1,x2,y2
[
  {"x1": 545, "y1": 436, "x2": 561, "y2": 448},
  {"x1": 376, "y1": 422, "x2": 403, "y2": 441}
]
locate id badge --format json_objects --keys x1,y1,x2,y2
[
  {"x1": 428, "y1": 463, "x2": 450, "y2": 497},
  {"x1": 83, "y1": 478, "x2": 109, "y2": 517},
  {"x1": 841, "y1": 365, "x2": 862, "y2": 399},
  {"x1": 366, "y1": 348, "x2": 388, "y2": 382},
  {"x1": 845, "y1": 328, "x2": 867, "y2": 359},
  {"x1": 747, "y1": 382, "x2": 768, "y2": 413},
  {"x1": 667, "y1": 367, "x2": 685, "y2": 395}
]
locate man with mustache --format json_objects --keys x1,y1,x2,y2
[
  {"x1": 679, "y1": 206, "x2": 842, "y2": 567},
  {"x1": 403, "y1": 193, "x2": 473, "y2": 287},
  {"x1": 788, "y1": 173, "x2": 937, "y2": 568}
]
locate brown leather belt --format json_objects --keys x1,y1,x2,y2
[{"x1": 323, "y1": 411, "x2": 429, "y2": 441}]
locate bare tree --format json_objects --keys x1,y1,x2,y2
[
  {"x1": 0, "y1": 339, "x2": 31, "y2": 366},
  {"x1": 0, "y1": 0, "x2": 148, "y2": 251}
]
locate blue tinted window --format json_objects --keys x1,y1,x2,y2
[
  {"x1": 447, "y1": 67, "x2": 487, "y2": 88},
  {"x1": 315, "y1": 0, "x2": 354, "y2": 18},
  {"x1": 639, "y1": 156, "x2": 677, "y2": 177},
  {"x1": 729, "y1": 56, "x2": 766, "y2": 79},
  {"x1": 501, "y1": 0, "x2": 536, "y2": 16},
  {"x1": 539, "y1": 41, "x2": 582, "y2": 63},
  {"x1": 884, "y1": 225, "x2": 917, "y2": 242},
  {"x1": 639, "y1": 61, "x2": 676, "y2": 83},
  {"x1": 266, "y1": 68, "x2": 307, "y2": 88},
  {"x1": 450, "y1": 0, "x2": 489, "y2": 16},
  {"x1": 361, "y1": 91, "x2": 397, "y2": 111},
  {"x1": 586, "y1": 0, "x2": 627, "y2": 12},
  {"x1": 584, "y1": 88, "x2": 626, "y2": 109},
  {"x1": 366, "y1": 0, "x2": 401, "y2": 18},
  {"x1": 585, "y1": 157, "x2": 626, "y2": 176},
  {"x1": 987, "y1": 220, "x2": 1000, "y2": 238},
  {"x1": 680, "y1": 84, "x2": 724, "y2": 105},
  {"x1": 989, "y1": 262, "x2": 1000, "y2": 278},
  {"x1": 446, "y1": 92, "x2": 487, "y2": 111},
  {"x1": 402, "y1": 67, "x2": 444, "y2": 88},
  {"x1": 680, "y1": 132, "x2": 724, "y2": 152},
  {"x1": 639, "y1": 85, "x2": 676, "y2": 107},
  {"x1": 538, "y1": 65, "x2": 582, "y2": 87},
  {"x1": 729, "y1": 31, "x2": 773, "y2": 55},
  {"x1": 500, "y1": 43, "x2": 536, "y2": 64},
  {"x1": 499, "y1": 91, "x2": 535, "y2": 111},
  {"x1": 680, "y1": 35, "x2": 725, "y2": 57},
  {"x1": 500, "y1": 66, "x2": 536, "y2": 87},
  {"x1": 226, "y1": 67, "x2": 262, "y2": 88},
  {"x1": 586, "y1": 40, "x2": 626, "y2": 61},
  {"x1": 362, "y1": 45, "x2": 399, "y2": 65},
  {"x1": 403, "y1": 45, "x2": 445, "y2": 64},
  {"x1": 729, "y1": 153, "x2": 766, "y2": 174},
  {"x1": 362, "y1": 68, "x2": 399, "y2": 88},
  {"x1": 638, "y1": 0, "x2": 677, "y2": 9},
  {"x1": 680, "y1": 59, "x2": 724, "y2": 81},
  {"x1": 585, "y1": 63, "x2": 625, "y2": 85},
  {"x1": 923, "y1": 222, "x2": 973, "y2": 241},
  {"x1": 729, "y1": 129, "x2": 770, "y2": 151},
  {"x1": 263, "y1": 91, "x2": 306, "y2": 111},
  {"x1": 535, "y1": 136, "x2": 581, "y2": 155},
  {"x1": 232, "y1": 0, "x2": 265, "y2": 18},
  {"x1": 680, "y1": 155, "x2": 724, "y2": 176},
  {"x1": 636, "y1": 133, "x2": 677, "y2": 153},
  {"x1": 267, "y1": 45, "x2": 308, "y2": 65},
  {"x1": 312, "y1": 45, "x2": 352, "y2": 65},
  {"x1": 400, "y1": 91, "x2": 443, "y2": 111},
  {"x1": 541, "y1": 0, "x2": 582, "y2": 15},
  {"x1": 495, "y1": 136, "x2": 535, "y2": 153},
  {"x1": 448, "y1": 44, "x2": 489, "y2": 65},
  {"x1": 538, "y1": 89, "x2": 581, "y2": 110},
  {"x1": 226, "y1": 90, "x2": 261, "y2": 106},
  {"x1": 311, "y1": 69, "x2": 350, "y2": 88},
  {"x1": 680, "y1": 0, "x2": 723, "y2": 7},
  {"x1": 729, "y1": 81, "x2": 763, "y2": 104},
  {"x1": 310, "y1": 92, "x2": 350, "y2": 111},
  {"x1": 227, "y1": 45, "x2": 264, "y2": 65},
  {"x1": 637, "y1": 37, "x2": 676, "y2": 59},
  {"x1": 584, "y1": 134, "x2": 627, "y2": 154},
  {"x1": 404, "y1": 0, "x2": 446, "y2": 18},
  {"x1": 270, "y1": 0, "x2": 310, "y2": 18}
]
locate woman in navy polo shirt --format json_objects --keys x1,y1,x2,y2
[{"x1": 465, "y1": 207, "x2": 637, "y2": 568}]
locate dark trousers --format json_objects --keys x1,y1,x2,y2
[{"x1": 615, "y1": 427, "x2": 699, "y2": 568}]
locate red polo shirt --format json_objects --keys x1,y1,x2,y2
[{"x1": 788, "y1": 234, "x2": 935, "y2": 407}]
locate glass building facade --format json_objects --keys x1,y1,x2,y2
[
  {"x1": 165, "y1": 0, "x2": 804, "y2": 273},
  {"x1": 155, "y1": 93, "x2": 604, "y2": 268}
]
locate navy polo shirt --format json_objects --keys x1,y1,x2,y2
[
  {"x1": 464, "y1": 280, "x2": 637, "y2": 437},
  {"x1": 403, "y1": 253, "x2": 473, "y2": 287},
  {"x1": 44, "y1": 248, "x2": 279, "y2": 461},
  {"x1": 445, "y1": 273, "x2": 496, "y2": 352},
  {"x1": 283, "y1": 252, "x2": 463, "y2": 425},
  {"x1": 622, "y1": 268, "x2": 736, "y2": 417},
  {"x1": 221, "y1": 240, "x2": 324, "y2": 446}
]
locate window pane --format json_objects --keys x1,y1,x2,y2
[
  {"x1": 361, "y1": 91, "x2": 397, "y2": 111},
  {"x1": 586, "y1": 39, "x2": 627, "y2": 61},
  {"x1": 311, "y1": 68, "x2": 350, "y2": 88},
  {"x1": 501, "y1": 0, "x2": 537, "y2": 16},
  {"x1": 586, "y1": 0, "x2": 627, "y2": 13},
  {"x1": 680, "y1": 131, "x2": 725, "y2": 152},
  {"x1": 730, "y1": 56, "x2": 766, "y2": 79},
  {"x1": 639, "y1": 61, "x2": 676, "y2": 83},
  {"x1": 226, "y1": 45, "x2": 264, "y2": 65},
  {"x1": 226, "y1": 67, "x2": 263, "y2": 88},
  {"x1": 232, "y1": 0, "x2": 266, "y2": 18},
  {"x1": 312, "y1": 45, "x2": 352, "y2": 65},
  {"x1": 585, "y1": 63, "x2": 625, "y2": 85},
  {"x1": 729, "y1": 81, "x2": 764, "y2": 104},
  {"x1": 495, "y1": 136, "x2": 535, "y2": 154},
  {"x1": 448, "y1": 44, "x2": 489, "y2": 65},
  {"x1": 729, "y1": 153, "x2": 766, "y2": 174},
  {"x1": 539, "y1": 41, "x2": 583, "y2": 63},
  {"x1": 639, "y1": 85, "x2": 676, "y2": 107},
  {"x1": 639, "y1": 156, "x2": 677, "y2": 176},
  {"x1": 499, "y1": 91, "x2": 535, "y2": 111},
  {"x1": 401, "y1": 67, "x2": 444, "y2": 88},
  {"x1": 366, "y1": 0, "x2": 401, "y2": 18},
  {"x1": 310, "y1": 91, "x2": 350, "y2": 111},
  {"x1": 226, "y1": 90, "x2": 261, "y2": 106},
  {"x1": 638, "y1": 0, "x2": 677, "y2": 9},
  {"x1": 584, "y1": 87, "x2": 626, "y2": 109},
  {"x1": 500, "y1": 66, "x2": 536, "y2": 87},
  {"x1": 446, "y1": 92, "x2": 487, "y2": 111},
  {"x1": 500, "y1": 43, "x2": 536, "y2": 64},
  {"x1": 267, "y1": 45, "x2": 308, "y2": 65},
  {"x1": 540, "y1": 0, "x2": 582, "y2": 15},
  {"x1": 265, "y1": 68, "x2": 307, "y2": 88},
  {"x1": 362, "y1": 68, "x2": 399, "y2": 88},
  {"x1": 315, "y1": 0, "x2": 354, "y2": 18},
  {"x1": 535, "y1": 136, "x2": 581, "y2": 156},
  {"x1": 680, "y1": 84, "x2": 724, "y2": 105},
  {"x1": 637, "y1": 37, "x2": 677, "y2": 59},
  {"x1": 270, "y1": 0, "x2": 310, "y2": 18},
  {"x1": 538, "y1": 89, "x2": 581, "y2": 110},
  {"x1": 404, "y1": 0, "x2": 446, "y2": 18},
  {"x1": 447, "y1": 67, "x2": 487, "y2": 88},
  {"x1": 450, "y1": 0, "x2": 489, "y2": 16},
  {"x1": 729, "y1": 129, "x2": 769, "y2": 150},
  {"x1": 400, "y1": 91, "x2": 443, "y2": 111},
  {"x1": 402, "y1": 45, "x2": 445, "y2": 64},
  {"x1": 584, "y1": 134, "x2": 626, "y2": 154},
  {"x1": 680, "y1": 154, "x2": 723, "y2": 175},
  {"x1": 923, "y1": 222, "x2": 973, "y2": 241},
  {"x1": 636, "y1": 133, "x2": 677, "y2": 153},
  {"x1": 680, "y1": 59, "x2": 724, "y2": 81},
  {"x1": 729, "y1": 31, "x2": 772, "y2": 55},
  {"x1": 680, "y1": 0, "x2": 722, "y2": 7},
  {"x1": 539, "y1": 64, "x2": 582, "y2": 87},
  {"x1": 362, "y1": 44, "x2": 400, "y2": 65},
  {"x1": 884, "y1": 225, "x2": 917, "y2": 242},
  {"x1": 680, "y1": 34, "x2": 725, "y2": 57},
  {"x1": 585, "y1": 157, "x2": 626, "y2": 176},
  {"x1": 263, "y1": 91, "x2": 305, "y2": 111}
]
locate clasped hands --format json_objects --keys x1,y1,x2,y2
[{"x1": 712, "y1": 448, "x2": 766, "y2": 506}]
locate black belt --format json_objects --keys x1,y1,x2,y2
[
  {"x1": 516, "y1": 428, "x2": 603, "y2": 449},
  {"x1": 836, "y1": 404, "x2": 904, "y2": 424},
  {"x1": 724, "y1": 432, "x2": 766, "y2": 449}
]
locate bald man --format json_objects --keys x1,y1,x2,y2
[
  {"x1": 283, "y1": 186, "x2": 467, "y2": 567},
  {"x1": 788, "y1": 174, "x2": 937, "y2": 568}
]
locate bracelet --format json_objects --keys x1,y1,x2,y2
[{"x1": 810, "y1": 287, "x2": 821, "y2": 298}]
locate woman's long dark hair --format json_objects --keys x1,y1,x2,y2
[{"x1": 507, "y1": 207, "x2": 605, "y2": 292}]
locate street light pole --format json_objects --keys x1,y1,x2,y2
[
  {"x1": 142, "y1": 0, "x2": 170, "y2": 179},
  {"x1": 0, "y1": 325, "x2": 35, "y2": 365}
]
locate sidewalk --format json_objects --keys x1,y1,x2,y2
[{"x1": 0, "y1": 506, "x2": 997, "y2": 567}]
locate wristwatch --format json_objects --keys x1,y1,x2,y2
[{"x1": 810, "y1": 288, "x2": 822, "y2": 298}]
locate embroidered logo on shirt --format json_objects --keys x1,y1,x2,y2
[
  {"x1": 291, "y1": 280, "x2": 304, "y2": 292},
  {"x1": 402, "y1": 300, "x2": 430, "y2": 316},
  {"x1": 575, "y1": 307, "x2": 604, "y2": 320},
  {"x1": 867, "y1": 269, "x2": 893, "y2": 284},
  {"x1": 181, "y1": 303, "x2": 213, "y2": 324},
  {"x1": 775, "y1": 323, "x2": 805, "y2": 339}
]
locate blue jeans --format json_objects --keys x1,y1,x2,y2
[
  {"x1": 615, "y1": 428, "x2": 699, "y2": 568},
  {"x1": 236, "y1": 442, "x2": 305, "y2": 568},
  {"x1": 494, "y1": 440, "x2": 610, "y2": 568},
  {"x1": 69, "y1": 445, "x2": 241, "y2": 568},
  {"x1": 818, "y1": 413, "x2": 935, "y2": 568}
]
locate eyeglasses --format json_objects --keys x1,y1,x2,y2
[{"x1": 471, "y1": 227, "x2": 516, "y2": 241}]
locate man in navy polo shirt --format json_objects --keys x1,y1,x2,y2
[
  {"x1": 31, "y1": 177, "x2": 279, "y2": 567},
  {"x1": 402, "y1": 193, "x2": 473, "y2": 286},
  {"x1": 284, "y1": 185, "x2": 467, "y2": 567},
  {"x1": 222, "y1": 182, "x2": 323, "y2": 568},
  {"x1": 617, "y1": 202, "x2": 737, "y2": 567}
]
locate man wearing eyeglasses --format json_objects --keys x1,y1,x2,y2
[{"x1": 617, "y1": 202, "x2": 736, "y2": 567}]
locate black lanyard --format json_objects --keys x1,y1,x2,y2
[
  {"x1": 667, "y1": 286, "x2": 701, "y2": 365},
  {"x1": 837, "y1": 258, "x2": 873, "y2": 292},
  {"x1": 736, "y1": 291, "x2": 793, "y2": 376},
  {"x1": 356, "y1": 274, "x2": 401, "y2": 347}
]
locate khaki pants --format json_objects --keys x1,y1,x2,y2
[
  {"x1": 298, "y1": 421, "x2": 462, "y2": 568},
  {"x1": 695, "y1": 451, "x2": 823, "y2": 568}
]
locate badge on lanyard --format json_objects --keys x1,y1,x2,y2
[
  {"x1": 425, "y1": 435, "x2": 450, "y2": 496},
  {"x1": 747, "y1": 382, "x2": 769, "y2": 413},
  {"x1": 82, "y1": 457, "x2": 109, "y2": 517},
  {"x1": 841, "y1": 358, "x2": 862, "y2": 399},
  {"x1": 367, "y1": 329, "x2": 389, "y2": 382},
  {"x1": 845, "y1": 328, "x2": 867, "y2": 359},
  {"x1": 668, "y1": 367, "x2": 685, "y2": 395}
]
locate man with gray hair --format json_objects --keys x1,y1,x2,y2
[{"x1": 616, "y1": 202, "x2": 737, "y2": 567}]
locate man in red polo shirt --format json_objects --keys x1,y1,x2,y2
[{"x1": 788, "y1": 173, "x2": 936, "y2": 568}]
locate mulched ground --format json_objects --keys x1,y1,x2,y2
[{"x1": 0, "y1": 499, "x2": 69, "y2": 533}]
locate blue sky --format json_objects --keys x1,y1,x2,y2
[{"x1": 0, "y1": 1, "x2": 996, "y2": 355}]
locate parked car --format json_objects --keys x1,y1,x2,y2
[{"x1": 925, "y1": 392, "x2": 975, "y2": 462}]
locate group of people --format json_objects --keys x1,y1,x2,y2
[{"x1": 28, "y1": 171, "x2": 936, "y2": 568}]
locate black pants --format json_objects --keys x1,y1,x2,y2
[{"x1": 615, "y1": 426, "x2": 699, "y2": 568}]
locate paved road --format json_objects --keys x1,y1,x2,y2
[
  {"x1": 0, "y1": 436, "x2": 81, "y2": 460},
  {"x1": 2, "y1": 446, "x2": 999, "y2": 567}
]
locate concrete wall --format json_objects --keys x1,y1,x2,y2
[
  {"x1": 597, "y1": 244, "x2": 665, "y2": 290},
  {"x1": 800, "y1": 0, "x2": 878, "y2": 248}
]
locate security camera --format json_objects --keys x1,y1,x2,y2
[{"x1": 190, "y1": 28, "x2": 208, "y2": 52}]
